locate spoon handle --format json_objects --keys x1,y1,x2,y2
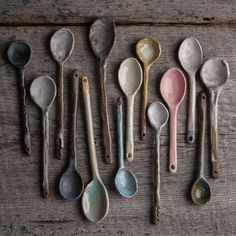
[
  {"x1": 169, "y1": 109, "x2": 177, "y2": 173},
  {"x1": 117, "y1": 97, "x2": 124, "y2": 168},
  {"x1": 19, "y1": 68, "x2": 31, "y2": 156},
  {"x1": 100, "y1": 60, "x2": 113, "y2": 164}
]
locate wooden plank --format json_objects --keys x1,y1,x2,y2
[
  {"x1": 0, "y1": 25, "x2": 235, "y2": 235},
  {"x1": 0, "y1": 0, "x2": 236, "y2": 25}
]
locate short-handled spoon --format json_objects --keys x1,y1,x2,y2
[
  {"x1": 160, "y1": 68, "x2": 186, "y2": 173},
  {"x1": 7, "y1": 40, "x2": 32, "y2": 156},
  {"x1": 59, "y1": 70, "x2": 84, "y2": 200},
  {"x1": 30, "y1": 76, "x2": 57, "y2": 197},
  {"x1": 89, "y1": 18, "x2": 115, "y2": 164},
  {"x1": 136, "y1": 38, "x2": 161, "y2": 139},
  {"x1": 118, "y1": 58, "x2": 143, "y2": 161},
  {"x1": 200, "y1": 58, "x2": 230, "y2": 178},
  {"x1": 81, "y1": 76, "x2": 109, "y2": 223},
  {"x1": 147, "y1": 101, "x2": 169, "y2": 224},
  {"x1": 178, "y1": 37, "x2": 203, "y2": 144},
  {"x1": 191, "y1": 92, "x2": 211, "y2": 206},
  {"x1": 115, "y1": 97, "x2": 138, "y2": 198},
  {"x1": 50, "y1": 28, "x2": 74, "y2": 159}
]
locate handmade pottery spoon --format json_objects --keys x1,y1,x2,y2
[
  {"x1": 59, "y1": 70, "x2": 84, "y2": 200},
  {"x1": 30, "y1": 76, "x2": 57, "y2": 197},
  {"x1": 115, "y1": 97, "x2": 138, "y2": 198},
  {"x1": 191, "y1": 92, "x2": 211, "y2": 206},
  {"x1": 160, "y1": 68, "x2": 186, "y2": 173},
  {"x1": 7, "y1": 40, "x2": 32, "y2": 156},
  {"x1": 147, "y1": 101, "x2": 169, "y2": 223},
  {"x1": 178, "y1": 37, "x2": 203, "y2": 144},
  {"x1": 136, "y1": 38, "x2": 161, "y2": 139},
  {"x1": 200, "y1": 58, "x2": 230, "y2": 178},
  {"x1": 89, "y1": 18, "x2": 115, "y2": 164},
  {"x1": 50, "y1": 28, "x2": 74, "y2": 159},
  {"x1": 118, "y1": 58, "x2": 143, "y2": 161},
  {"x1": 81, "y1": 76, "x2": 109, "y2": 223}
]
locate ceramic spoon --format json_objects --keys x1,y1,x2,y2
[
  {"x1": 118, "y1": 58, "x2": 143, "y2": 161},
  {"x1": 30, "y1": 76, "x2": 57, "y2": 197},
  {"x1": 160, "y1": 68, "x2": 186, "y2": 173},
  {"x1": 81, "y1": 76, "x2": 109, "y2": 223},
  {"x1": 50, "y1": 28, "x2": 74, "y2": 159},
  {"x1": 59, "y1": 70, "x2": 84, "y2": 200},
  {"x1": 7, "y1": 40, "x2": 32, "y2": 156},
  {"x1": 89, "y1": 18, "x2": 115, "y2": 164},
  {"x1": 147, "y1": 101, "x2": 169, "y2": 224},
  {"x1": 179, "y1": 37, "x2": 203, "y2": 144},
  {"x1": 115, "y1": 97, "x2": 138, "y2": 198},
  {"x1": 200, "y1": 58, "x2": 230, "y2": 178},
  {"x1": 191, "y1": 92, "x2": 211, "y2": 205},
  {"x1": 136, "y1": 38, "x2": 161, "y2": 139}
]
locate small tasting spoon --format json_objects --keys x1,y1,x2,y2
[
  {"x1": 118, "y1": 58, "x2": 143, "y2": 161},
  {"x1": 30, "y1": 76, "x2": 57, "y2": 197},
  {"x1": 147, "y1": 101, "x2": 169, "y2": 224},
  {"x1": 191, "y1": 92, "x2": 211, "y2": 206},
  {"x1": 115, "y1": 97, "x2": 138, "y2": 198},
  {"x1": 50, "y1": 28, "x2": 74, "y2": 159},
  {"x1": 7, "y1": 40, "x2": 32, "y2": 156},
  {"x1": 200, "y1": 58, "x2": 230, "y2": 178},
  {"x1": 59, "y1": 70, "x2": 84, "y2": 200},
  {"x1": 136, "y1": 38, "x2": 161, "y2": 139},
  {"x1": 178, "y1": 37, "x2": 203, "y2": 144}
]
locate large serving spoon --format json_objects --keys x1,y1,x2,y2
[
  {"x1": 50, "y1": 28, "x2": 74, "y2": 159},
  {"x1": 118, "y1": 58, "x2": 143, "y2": 162},
  {"x1": 147, "y1": 101, "x2": 169, "y2": 224},
  {"x1": 178, "y1": 37, "x2": 203, "y2": 144},
  {"x1": 59, "y1": 70, "x2": 84, "y2": 200},
  {"x1": 160, "y1": 68, "x2": 186, "y2": 173},
  {"x1": 115, "y1": 97, "x2": 138, "y2": 198},
  {"x1": 7, "y1": 40, "x2": 32, "y2": 156},
  {"x1": 200, "y1": 58, "x2": 230, "y2": 178},
  {"x1": 30, "y1": 76, "x2": 57, "y2": 197},
  {"x1": 191, "y1": 92, "x2": 211, "y2": 206},
  {"x1": 81, "y1": 76, "x2": 109, "y2": 223},
  {"x1": 89, "y1": 18, "x2": 115, "y2": 164},
  {"x1": 136, "y1": 38, "x2": 161, "y2": 139}
]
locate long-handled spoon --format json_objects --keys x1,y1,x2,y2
[
  {"x1": 50, "y1": 28, "x2": 74, "y2": 159},
  {"x1": 178, "y1": 37, "x2": 203, "y2": 144},
  {"x1": 81, "y1": 76, "x2": 109, "y2": 223},
  {"x1": 89, "y1": 18, "x2": 115, "y2": 164},
  {"x1": 160, "y1": 68, "x2": 186, "y2": 173},
  {"x1": 118, "y1": 58, "x2": 143, "y2": 161},
  {"x1": 115, "y1": 97, "x2": 138, "y2": 198},
  {"x1": 59, "y1": 70, "x2": 84, "y2": 200},
  {"x1": 136, "y1": 38, "x2": 161, "y2": 139},
  {"x1": 200, "y1": 58, "x2": 230, "y2": 178},
  {"x1": 7, "y1": 40, "x2": 32, "y2": 156},
  {"x1": 30, "y1": 76, "x2": 57, "y2": 197},
  {"x1": 191, "y1": 92, "x2": 211, "y2": 205},
  {"x1": 147, "y1": 101, "x2": 169, "y2": 223}
]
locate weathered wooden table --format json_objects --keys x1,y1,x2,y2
[{"x1": 0, "y1": 1, "x2": 235, "y2": 235}]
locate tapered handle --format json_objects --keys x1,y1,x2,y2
[
  {"x1": 169, "y1": 109, "x2": 177, "y2": 173},
  {"x1": 117, "y1": 97, "x2": 124, "y2": 169},
  {"x1": 100, "y1": 60, "x2": 113, "y2": 164}
]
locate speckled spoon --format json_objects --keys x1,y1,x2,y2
[
  {"x1": 30, "y1": 76, "x2": 57, "y2": 197},
  {"x1": 115, "y1": 97, "x2": 138, "y2": 198},
  {"x1": 136, "y1": 38, "x2": 161, "y2": 139},
  {"x1": 179, "y1": 37, "x2": 203, "y2": 144},
  {"x1": 200, "y1": 58, "x2": 230, "y2": 178}
]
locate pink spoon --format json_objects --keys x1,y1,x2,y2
[{"x1": 160, "y1": 68, "x2": 186, "y2": 173}]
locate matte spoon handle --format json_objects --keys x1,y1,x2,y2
[
  {"x1": 117, "y1": 97, "x2": 124, "y2": 169},
  {"x1": 169, "y1": 109, "x2": 177, "y2": 173}
]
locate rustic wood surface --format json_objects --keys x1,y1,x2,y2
[{"x1": 0, "y1": 1, "x2": 236, "y2": 235}]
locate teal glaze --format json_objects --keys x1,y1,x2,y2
[{"x1": 115, "y1": 97, "x2": 138, "y2": 198}]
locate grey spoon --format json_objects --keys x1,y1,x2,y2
[
  {"x1": 178, "y1": 37, "x2": 203, "y2": 144},
  {"x1": 200, "y1": 58, "x2": 230, "y2": 178},
  {"x1": 7, "y1": 40, "x2": 32, "y2": 156},
  {"x1": 30, "y1": 76, "x2": 57, "y2": 197},
  {"x1": 59, "y1": 70, "x2": 84, "y2": 200}
]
